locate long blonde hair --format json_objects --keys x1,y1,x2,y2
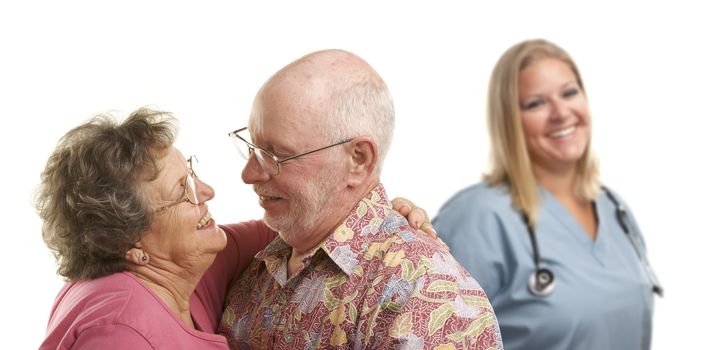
[{"x1": 485, "y1": 39, "x2": 600, "y2": 227}]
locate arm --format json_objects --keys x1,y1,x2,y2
[
  {"x1": 195, "y1": 207, "x2": 433, "y2": 331},
  {"x1": 200, "y1": 206, "x2": 427, "y2": 317},
  {"x1": 212, "y1": 200, "x2": 425, "y2": 284},
  {"x1": 193, "y1": 220, "x2": 277, "y2": 330},
  {"x1": 218, "y1": 220, "x2": 278, "y2": 281}
]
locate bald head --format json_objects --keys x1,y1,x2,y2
[
  {"x1": 263, "y1": 49, "x2": 383, "y2": 100},
  {"x1": 250, "y1": 49, "x2": 395, "y2": 176}
]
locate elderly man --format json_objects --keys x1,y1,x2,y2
[{"x1": 219, "y1": 50, "x2": 502, "y2": 349}]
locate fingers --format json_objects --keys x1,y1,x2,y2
[
  {"x1": 436, "y1": 236, "x2": 450, "y2": 253},
  {"x1": 419, "y1": 221, "x2": 438, "y2": 238},
  {"x1": 390, "y1": 196, "x2": 438, "y2": 240},
  {"x1": 407, "y1": 207, "x2": 429, "y2": 230},
  {"x1": 391, "y1": 197, "x2": 413, "y2": 216}
]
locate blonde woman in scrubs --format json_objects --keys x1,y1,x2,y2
[{"x1": 433, "y1": 39, "x2": 661, "y2": 350}]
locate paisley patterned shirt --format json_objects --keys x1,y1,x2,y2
[{"x1": 219, "y1": 184, "x2": 503, "y2": 349}]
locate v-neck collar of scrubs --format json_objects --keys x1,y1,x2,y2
[{"x1": 540, "y1": 188, "x2": 610, "y2": 264}]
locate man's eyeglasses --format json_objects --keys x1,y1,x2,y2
[
  {"x1": 155, "y1": 156, "x2": 201, "y2": 213},
  {"x1": 228, "y1": 127, "x2": 352, "y2": 175}
]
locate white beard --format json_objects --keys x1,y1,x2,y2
[{"x1": 262, "y1": 161, "x2": 343, "y2": 240}]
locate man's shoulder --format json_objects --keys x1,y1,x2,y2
[
  {"x1": 364, "y1": 216, "x2": 481, "y2": 285},
  {"x1": 388, "y1": 226, "x2": 453, "y2": 261},
  {"x1": 357, "y1": 214, "x2": 501, "y2": 348}
]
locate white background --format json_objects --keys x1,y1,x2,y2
[{"x1": 1, "y1": 1, "x2": 718, "y2": 348}]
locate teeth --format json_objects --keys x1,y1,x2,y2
[
  {"x1": 548, "y1": 126, "x2": 575, "y2": 138},
  {"x1": 196, "y1": 212, "x2": 212, "y2": 229},
  {"x1": 260, "y1": 195, "x2": 279, "y2": 201}
]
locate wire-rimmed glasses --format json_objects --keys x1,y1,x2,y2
[
  {"x1": 155, "y1": 156, "x2": 201, "y2": 213},
  {"x1": 228, "y1": 127, "x2": 352, "y2": 175}
]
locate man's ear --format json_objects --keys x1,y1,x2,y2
[{"x1": 346, "y1": 136, "x2": 377, "y2": 187}]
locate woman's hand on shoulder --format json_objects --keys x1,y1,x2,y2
[
  {"x1": 392, "y1": 197, "x2": 436, "y2": 236},
  {"x1": 392, "y1": 197, "x2": 449, "y2": 251}
]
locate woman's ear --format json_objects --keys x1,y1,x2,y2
[
  {"x1": 125, "y1": 246, "x2": 150, "y2": 265},
  {"x1": 346, "y1": 136, "x2": 377, "y2": 187}
]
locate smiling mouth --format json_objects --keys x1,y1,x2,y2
[
  {"x1": 259, "y1": 195, "x2": 282, "y2": 201},
  {"x1": 547, "y1": 126, "x2": 576, "y2": 138},
  {"x1": 197, "y1": 212, "x2": 212, "y2": 229}
]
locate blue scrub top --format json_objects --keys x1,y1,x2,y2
[{"x1": 433, "y1": 182, "x2": 654, "y2": 350}]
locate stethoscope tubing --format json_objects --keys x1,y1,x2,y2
[{"x1": 523, "y1": 186, "x2": 663, "y2": 297}]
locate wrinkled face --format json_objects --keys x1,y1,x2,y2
[
  {"x1": 249, "y1": 156, "x2": 341, "y2": 237},
  {"x1": 518, "y1": 58, "x2": 591, "y2": 171},
  {"x1": 142, "y1": 148, "x2": 226, "y2": 264},
  {"x1": 240, "y1": 87, "x2": 346, "y2": 244}
]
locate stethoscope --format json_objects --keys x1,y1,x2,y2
[{"x1": 522, "y1": 186, "x2": 664, "y2": 297}]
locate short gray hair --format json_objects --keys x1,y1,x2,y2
[{"x1": 321, "y1": 77, "x2": 395, "y2": 176}]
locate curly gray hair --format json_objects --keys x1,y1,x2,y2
[{"x1": 35, "y1": 107, "x2": 177, "y2": 280}]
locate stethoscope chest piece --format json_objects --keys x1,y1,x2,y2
[
  {"x1": 528, "y1": 267, "x2": 555, "y2": 296},
  {"x1": 521, "y1": 186, "x2": 663, "y2": 298}
]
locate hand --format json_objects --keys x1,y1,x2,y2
[{"x1": 391, "y1": 197, "x2": 437, "y2": 238}]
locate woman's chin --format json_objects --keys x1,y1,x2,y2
[{"x1": 197, "y1": 219, "x2": 228, "y2": 252}]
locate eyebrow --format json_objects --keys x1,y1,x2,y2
[
  {"x1": 255, "y1": 137, "x2": 295, "y2": 156},
  {"x1": 563, "y1": 80, "x2": 580, "y2": 87}
]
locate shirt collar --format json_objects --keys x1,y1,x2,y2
[
  {"x1": 255, "y1": 183, "x2": 402, "y2": 278},
  {"x1": 320, "y1": 183, "x2": 399, "y2": 276}
]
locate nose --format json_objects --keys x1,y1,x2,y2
[
  {"x1": 549, "y1": 98, "x2": 572, "y2": 122},
  {"x1": 194, "y1": 177, "x2": 216, "y2": 203},
  {"x1": 241, "y1": 153, "x2": 271, "y2": 185}
]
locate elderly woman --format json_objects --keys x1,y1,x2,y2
[
  {"x1": 433, "y1": 39, "x2": 662, "y2": 349},
  {"x1": 37, "y1": 108, "x2": 431, "y2": 349}
]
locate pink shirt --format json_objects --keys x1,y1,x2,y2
[{"x1": 41, "y1": 220, "x2": 276, "y2": 349}]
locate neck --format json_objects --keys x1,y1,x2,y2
[
  {"x1": 130, "y1": 255, "x2": 213, "y2": 329},
  {"x1": 532, "y1": 161, "x2": 578, "y2": 199},
  {"x1": 532, "y1": 161, "x2": 597, "y2": 239},
  {"x1": 286, "y1": 178, "x2": 379, "y2": 274}
]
